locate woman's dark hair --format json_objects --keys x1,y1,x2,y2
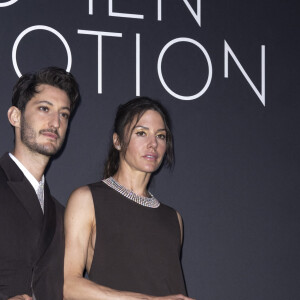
[
  {"x1": 103, "y1": 97, "x2": 174, "y2": 178},
  {"x1": 12, "y1": 66, "x2": 80, "y2": 113}
]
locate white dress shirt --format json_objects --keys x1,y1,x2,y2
[{"x1": 9, "y1": 152, "x2": 45, "y2": 212}]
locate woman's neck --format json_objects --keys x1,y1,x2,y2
[{"x1": 113, "y1": 169, "x2": 151, "y2": 197}]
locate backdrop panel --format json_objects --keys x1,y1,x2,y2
[{"x1": 0, "y1": 1, "x2": 299, "y2": 299}]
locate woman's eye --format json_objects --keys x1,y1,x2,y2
[
  {"x1": 136, "y1": 131, "x2": 146, "y2": 136},
  {"x1": 157, "y1": 134, "x2": 166, "y2": 140}
]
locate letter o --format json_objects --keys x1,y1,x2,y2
[
  {"x1": 12, "y1": 25, "x2": 72, "y2": 77},
  {"x1": 0, "y1": 0, "x2": 18, "y2": 7},
  {"x1": 157, "y1": 37, "x2": 213, "y2": 100}
]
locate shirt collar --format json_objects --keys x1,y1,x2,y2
[{"x1": 9, "y1": 152, "x2": 45, "y2": 192}]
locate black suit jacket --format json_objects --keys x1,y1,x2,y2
[{"x1": 0, "y1": 153, "x2": 64, "y2": 300}]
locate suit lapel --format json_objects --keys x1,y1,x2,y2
[
  {"x1": 34, "y1": 181, "x2": 56, "y2": 265},
  {"x1": 7, "y1": 180, "x2": 44, "y2": 227},
  {"x1": 0, "y1": 153, "x2": 57, "y2": 264},
  {"x1": 0, "y1": 153, "x2": 43, "y2": 228}
]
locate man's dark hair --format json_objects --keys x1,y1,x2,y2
[
  {"x1": 103, "y1": 97, "x2": 174, "y2": 179},
  {"x1": 12, "y1": 66, "x2": 80, "y2": 113}
]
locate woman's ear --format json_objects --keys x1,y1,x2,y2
[
  {"x1": 113, "y1": 133, "x2": 121, "y2": 150},
  {"x1": 7, "y1": 106, "x2": 21, "y2": 128}
]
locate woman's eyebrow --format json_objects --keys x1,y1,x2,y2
[{"x1": 134, "y1": 125, "x2": 166, "y2": 132}]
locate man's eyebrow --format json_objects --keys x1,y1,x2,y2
[
  {"x1": 61, "y1": 106, "x2": 71, "y2": 112},
  {"x1": 35, "y1": 100, "x2": 70, "y2": 111},
  {"x1": 35, "y1": 100, "x2": 53, "y2": 106}
]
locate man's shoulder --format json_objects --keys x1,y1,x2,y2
[
  {"x1": 0, "y1": 152, "x2": 23, "y2": 183},
  {"x1": 0, "y1": 153, "x2": 10, "y2": 178},
  {"x1": 0, "y1": 164, "x2": 6, "y2": 181},
  {"x1": 0, "y1": 154, "x2": 13, "y2": 186}
]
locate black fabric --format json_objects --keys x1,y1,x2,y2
[
  {"x1": 88, "y1": 181, "x2": 187, "y2": 296},
  {"x1": 0, "y1": 153, "x2": 64, "y2": 300}
]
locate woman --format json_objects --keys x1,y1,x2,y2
[{"x1": 64, "y1": 97, "x2": 194, "y2": 300}]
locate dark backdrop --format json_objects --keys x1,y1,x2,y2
[{"x1": 0, "y1": 1, "x2": 299, "y2": 299}]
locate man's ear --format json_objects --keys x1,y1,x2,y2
[
  {"x1": 7, "y1": 106, "x2": 21, "y2": 128},
  {"x1": 113, "y1": 133, "x2": 121, "y2": 150}
]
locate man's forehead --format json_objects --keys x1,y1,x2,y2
[{"x1": 28, "y1": 85, "x2": 71, "y2": 108}]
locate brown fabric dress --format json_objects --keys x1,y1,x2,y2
[{"x1": 88, "y1": 181, "x2": 187, "y2": 296}]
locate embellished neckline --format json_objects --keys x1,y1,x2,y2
[{"x1": 103, "y1": 177, "x2": 160, "y2": 208}]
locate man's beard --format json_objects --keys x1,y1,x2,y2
[{"x1": 20, "y1": 114, "x2": 64, "y2": 156}]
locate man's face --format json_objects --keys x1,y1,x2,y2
[{"x1": 20, "y1": 84, "x2": 71, "y2": 156}]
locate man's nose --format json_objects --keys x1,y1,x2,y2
[{"x1": 48, "y1": 112, "x2": 60, "y2": 128}]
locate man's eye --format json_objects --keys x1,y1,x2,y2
[
  {"x1": 39, "y1": 106, "x2": 49, "y2": 112},
  {"x1": 61, "y1": 113, "x2": 70, "y2": 120}
]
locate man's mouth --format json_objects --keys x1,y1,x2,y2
[{"x1": 40, "y1": 129, "x2": 60, "y2": 140}]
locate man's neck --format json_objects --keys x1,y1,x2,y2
[{"x1": 12, "y1": 148, "x2": 49, "y2": 182}]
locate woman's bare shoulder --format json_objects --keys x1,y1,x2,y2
[{"x1": 66, "y1": 185, "x2": 94, "y2": 213}]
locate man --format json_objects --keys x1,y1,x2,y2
[{"x1": 0, "y1": 67, "x2": 80, "y2": 300}]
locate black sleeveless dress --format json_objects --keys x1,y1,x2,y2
[{"x1": 88, "y1": 181, "x2": 187, "y2": 296}]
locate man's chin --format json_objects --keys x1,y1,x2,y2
[{"x1": 35, "y1": 143, "x2": 62, "y2": 157}]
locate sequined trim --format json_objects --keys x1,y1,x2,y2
[{"x1": 103, "y1": 177, "x2": 160, "y2": 208}]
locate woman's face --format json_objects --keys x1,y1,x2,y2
[{"x1": 117, "y1": 109, "x2": 167, "y2": 175}]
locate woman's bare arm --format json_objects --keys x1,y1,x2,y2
[{"x1": 176, "y1": 211, "x2": 184, "y2": 245}]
